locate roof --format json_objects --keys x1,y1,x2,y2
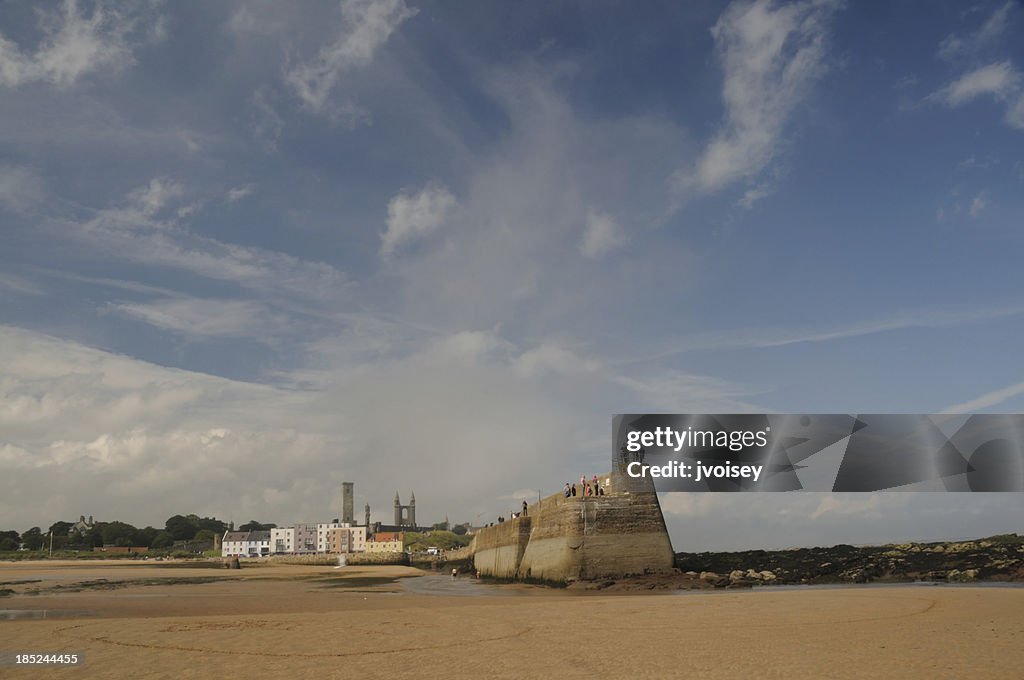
[{"x1": 223, "y1": 530, "x2": 270, "y2": 542}]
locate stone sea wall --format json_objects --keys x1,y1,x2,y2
[{"x1": 471, "y1": 472, "x2": 675, "y2": 583}]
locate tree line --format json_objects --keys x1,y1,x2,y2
[{"x1": 0, "y1": 515, "x2": 276, "y2": 552}]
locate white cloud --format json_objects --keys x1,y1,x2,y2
[
  {"x1": 1006, "y1": 93, "x2": 1024, "y2": 129},
  {"x1": 934, "y1": 60, "x2": 1020, "y2": 106},
  {"x1": 0, "y1": 273, "x2": 44, "y2": 296},
  {"x1": 969, "y1": 192, "x2": 988, "y2": 217},
  {"x1": 129, "y1": 177, "x2": 184, "y2": 217},
  {"x1": 249, "y1": 86, "x2": 286, "y2": 151},
  {"x1": 938, "y1": 2, "x2": 1016, "y2": 61},
  {"x1": 72, "y1": 179, "x2": 347, "y2": 300},
  {"x1": 628, "y1": 302, "x2": 1024, "y2": 360},
  {"x1": 941, "y1": 380, "x2": 1024, "y2": 413},
  {"x1": 285, "y1": 0, "x2": 417, "y2": 118},
  {"x1": 0, "y1": 323, "x2": 760, "y2": 532},
  {"x1": 111, "y1": 298, "x2": 288, "y2": 341},
  {"x1": 0, "y1": 165, "x2": 45, "y2": 212},
  {"x1": 579, "y1": 210, "x2": 625, "y2": 258},
  {"x1": 0, "y1": 0, "x2": 153, "y2": 88},
  {"x1": 676, "y1": 0, "x2": 839, "y2": 198},
  {"x1": 227, "y1": 184, "x2": 255, "y2": 203},
  {"x1": 809, "y1": 495, "x2": 882, "y2": 520},
  {"x1": 380, "y1": 182, "x2": 457, "y2": 257}
]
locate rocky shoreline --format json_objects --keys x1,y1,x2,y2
[{"x1": 568, "y1": 533, "x2": 1023, "y2": 592}]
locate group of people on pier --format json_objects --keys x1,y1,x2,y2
[{"x1": 563, "y1": 474, "x2": 606, "y2": 499}]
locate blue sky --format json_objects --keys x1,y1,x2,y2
[{"x1": 1, "y1": 0, "x2": 1022, "y2": 549}]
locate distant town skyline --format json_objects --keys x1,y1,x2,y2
[{"x1": 1, "y1": 1, "x2": 1022, "y2": 550}]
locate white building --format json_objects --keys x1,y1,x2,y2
[
  {"x1": 268, "y1": 523, "x2": 317, "y2": 554},
  {"x1": 221, "y1": 530, "x2": 271, "y2": 557},
  {"x1": 270, "y1": 527, "x2": 294, "y2": 555}
]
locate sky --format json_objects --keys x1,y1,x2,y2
[{"x1": 1, "y1": 0, "x2": 1023, "y2": 551}]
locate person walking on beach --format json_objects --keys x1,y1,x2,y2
[{"x1": 522, "y1": 500, "x2": 528, "y2": 516}]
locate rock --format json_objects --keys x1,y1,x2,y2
[
  {"x1": 759, "y1": 570, "x2": 777, "y2": 582},
  {"x1": 700, "y1": 571, "x2": 720, "y2": 582},
  {"x1": 948, "y1": 569, "x2": 979, "y2": 582},
  {"x1": 729, "y1": 570, "x2": 746, "y2": 583}
]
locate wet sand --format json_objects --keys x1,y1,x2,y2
[{"x1": 1, "y1": 560, "x2": 1021, "y2": 679}]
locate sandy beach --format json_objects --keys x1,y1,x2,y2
[{"x1": 1, "y1": 560, "x2": 1021, "y2": 680}]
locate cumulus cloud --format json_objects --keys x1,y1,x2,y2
[
  {"x1": 0, "y1": 0, "x2": 155, "y2": 88},
  {"x1": 285, "y1": 0, "x2": 417, "y2": 118},
  {"x1": 0, "y1": 321, "x2": 763, "y2": 533},
  {"x1": 675, "y1": 0, "x2": 839, "y2": 198},
  {"x1": 380, "y1": 182, "x2": 456, "y2": 257}
]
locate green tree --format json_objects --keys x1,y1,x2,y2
[
  {"x1": 150, "y1": 531, "x2": 174, "y2": 549},
  {"x1": 137, "y1": 526, "x2": 159, "y2": 546},
  {"x1": 83, "y1": 526, "x2": 104, "y2": 547},
  {"x1": 0, "y1": 537, "x2": 17, "y2": 551},
  {"x1": 194, "y1": 529, "x2": 215, "y2": 542},
  {"x1": 452, "y1": 524, "x2": 468, "y2": 536},
  {"x1": 99, "y1": 522, "x2": 139, "y2": 547},
  {"x1": 239, "y1": 520, "x2": 275, "y2": 531},
  {"x1": 48, "y1": 521, "x2": 73, "y2": 537},
  {"x1": 21, "y1": 527, "x2": 44, "y2": 550},
  {"x1": 165, "y1": 515, "x2": 197, "y2": 541},
  {"x1": 194, "y1": 516, "x2": 228, "y2": 534}
]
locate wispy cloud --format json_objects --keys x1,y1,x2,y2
[
  {"x1": 285, "y1": 0, "x2": 417, "y2": 120},
  {"x1": 941, "y1": 381, "x2": 1024, "y2": 413},
  {"x1": 226, "y1": 184, "x2": 255, "y2": 203},
  {"x1": 932, "y1": 60, "x2": 1020, "y2": 106},
  {"x1": 937, "y1": 2, "x2": 1016, "y2": 61},
  {"x1": 627, "y1": 302, "x2": 1024, "y2": 360},
  {"x1": 110, "y1": 298, "x2": 289, "y2": 342},
  {"x1": 69, "y1": 179, "x2": 347, "y2": 300},
  {"x1": 673, "y1": 0, "x2": 840, "y2": 200},
  {"x1": 0, "y1": 273, "x2": 44, "y2": 296},
  {"x1": 0, "y1": 165, "x2": 45, "y2": 212},
  {"x1": 0, "y1": 0, "x2": 157, "y2": 88}
]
